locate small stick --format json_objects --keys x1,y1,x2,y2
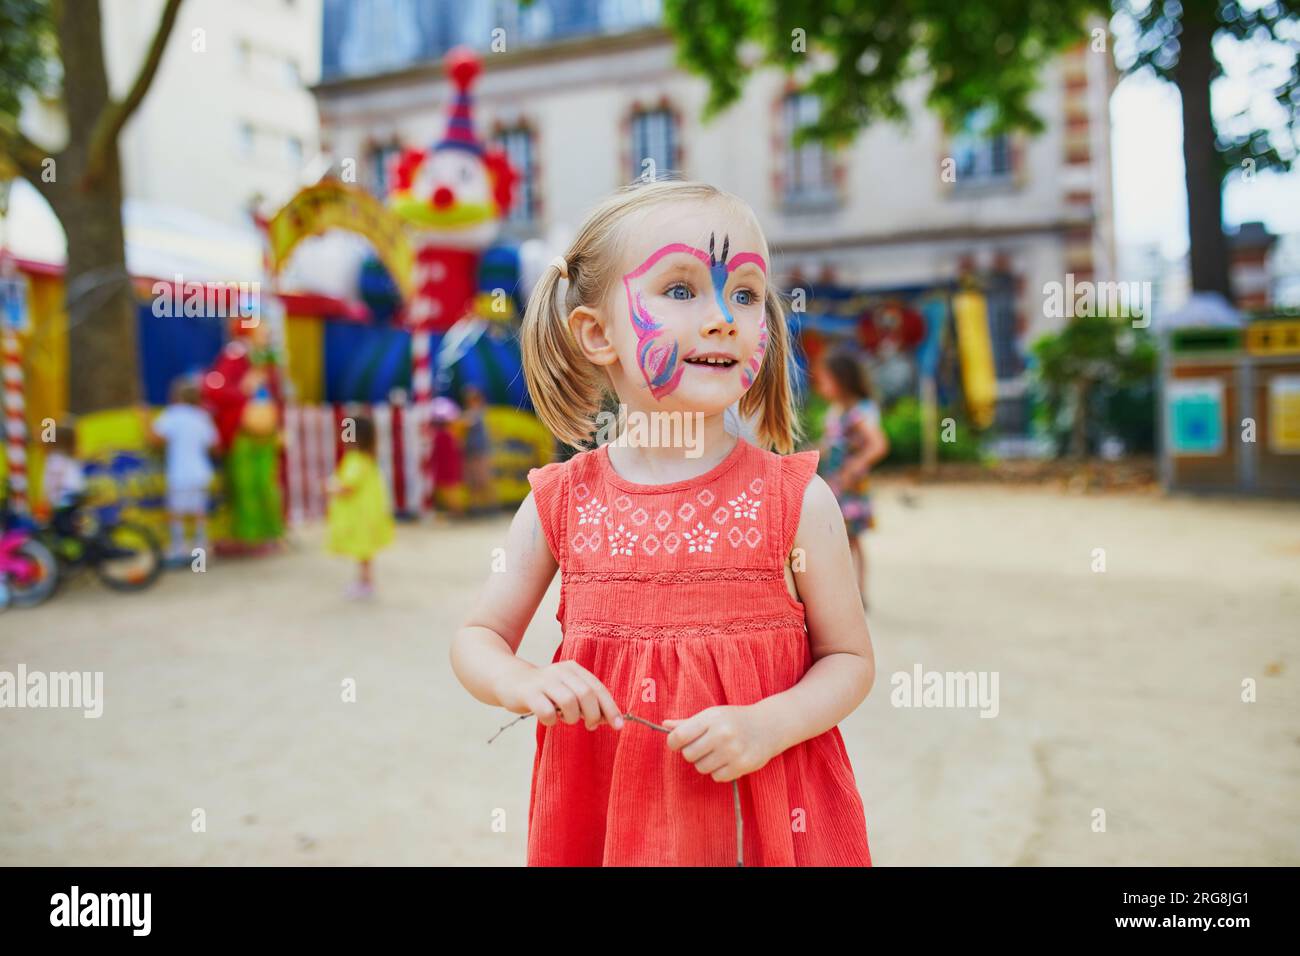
[{"x1": 488, "y1": 709, "x2": 744, "y2": 866}]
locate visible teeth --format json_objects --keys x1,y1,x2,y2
[{"x1": 689, "y1": 357, "x2": 734, "y2": 365}]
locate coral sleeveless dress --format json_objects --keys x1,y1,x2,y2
[{"x1": 525, "y1": 435, "x2": 872, "y2": 866}]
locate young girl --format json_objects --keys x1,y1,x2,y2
[
  {"x1": 326, "y1": 414, "x2": 394, "y2": 599},
  {"x1": 811, "y1": 349, "x2": 890, "y2": 609},
  {"x1": 450, "y1": 180, "x2": 875, "y2": 867}
]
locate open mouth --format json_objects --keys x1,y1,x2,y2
[{"x1": 683, "y1": 356, "x2": 738, "y2": 369}]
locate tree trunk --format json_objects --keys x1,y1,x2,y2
[
  {"x1": 54, "y1": 0, "x2": 141, "y2": 413},
  {"x1": 1176, "y1": 7, "x2": 1233, "y2": 301},
  {"x1": 50, "y1": 159, "x2": 139, "y2": 413},
  {"x1": 1070, "y1": 377, "x2": 1090, "y2": 460}
]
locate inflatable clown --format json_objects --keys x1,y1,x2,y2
[{"x1": 385, "y1": 46, "x2": 517, "y2": 508}]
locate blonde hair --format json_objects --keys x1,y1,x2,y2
[{"x1": 521, "y1": 179, "x2": 802, "y2": 454}]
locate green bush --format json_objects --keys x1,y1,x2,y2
[{"x1": 881, "y1": 397, "x2": 984, "y2": 465}]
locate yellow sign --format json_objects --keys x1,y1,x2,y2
[
  {"x1": 267, "y1": 180, "x2": 414, "y2": 299},
  {"x1": 1269, "y1": 374, "x2": 1300, "y2": 454}
]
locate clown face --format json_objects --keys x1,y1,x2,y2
[
  {"x1": 605, "y1": 201, "x2": 769, "y2": 418},
  {"x1": 390, "y1": 147, "x2": 498, "y2": 248}
]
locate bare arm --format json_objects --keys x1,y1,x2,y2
[
  {"x1": 449, "y1": 492, "x2": 623, "y2": 729},
  {"x1": 841, "y1": 414, "x2": 890, "y2": 478},
  {"x1": 749, "y1": 474, "x2": 876, "y2": 753}
]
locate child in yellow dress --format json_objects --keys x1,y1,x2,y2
[{"x1": 327, "y1": 415, "x2": 395, "y2": 599}]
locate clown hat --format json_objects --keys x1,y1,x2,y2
[{"x1": 436, "y1": 47, "x2": 484, "y2": 156}]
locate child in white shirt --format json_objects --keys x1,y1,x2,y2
[
  {"x1": 42, "y1": 423, "x2": 86, "y2": 536},
  {"x1": 151, "y1": 377, "x2": 218, "y2": 563}
]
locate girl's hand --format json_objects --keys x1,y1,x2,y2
[
  {"x1": 663, "y1": 705, "x2": 780, "y2": 783},
  {"x1": 498, "y1": 660, "x2": 625, "y2": 731}
]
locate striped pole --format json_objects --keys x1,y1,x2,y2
[
  {"x1": 2, "y1": 327, "x2": 26, "y2": 511},
  {"x1": 410, "y1": 328, "x2": 434, "y2": 513}
]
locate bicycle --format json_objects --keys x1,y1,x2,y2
[
  {"x1": 38, "y1": 496, "x2": 164, "y2": 593},
  {"x1": 0, "y1": 505, "x2": 59, "y2": 610}
]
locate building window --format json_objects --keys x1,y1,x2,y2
[
  {"x1": 783, "y1": 92, "x2": 835, "y2": 205},
  {"x1": 368, "y1": 142, "x2": 402, "y2": 197},
  {"x1": 629, "y1": 108, "x2": 676, "y2": 182},
  {"x1": 494, "y1": 126, "x2": 536, "y2": 223},
  {"x1": 951, "y1": 107, "x2": 1013, "y2": 186}
]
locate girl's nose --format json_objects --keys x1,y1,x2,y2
[{"x1": 700, "y1": 308, "x2": 737, "y2": 337}]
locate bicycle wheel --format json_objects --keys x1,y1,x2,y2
[
  {"x1": 6, "y1": 538, "x2": 60, "y2": 608},
  {"x1": 92, "y1": 522, "x2": 163, "y2": 592}
]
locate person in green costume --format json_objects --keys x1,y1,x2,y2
[{"x1": 201, "y1": 322, "x2": 285, "y2": 553}]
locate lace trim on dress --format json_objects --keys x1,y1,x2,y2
[
  {"x1": 565, "y1": 613, "x2": 805, "y2": 641},
  {"x1": 564, "y1": 567, "x2": 783, "y2": 584}
]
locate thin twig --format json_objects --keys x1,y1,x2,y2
[{"x1": 489, "y1": 709, "x2": 744, "y2": 866}]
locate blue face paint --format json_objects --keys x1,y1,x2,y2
[{"x1": 708, "y1": 233, "x2": 734, "y2": 324}]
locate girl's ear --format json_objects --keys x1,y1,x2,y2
[{"x1": 567, "y1": 305, "x2": 620, "y2": 368}]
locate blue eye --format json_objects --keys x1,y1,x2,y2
[
  {"x1": 665, "y1": 283, "x2": 693, "y2": 301},
  {"x1": 732, "y1": 289, "x2": 756, "y2": 306}
]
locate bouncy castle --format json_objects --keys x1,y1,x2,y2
[{"x1": 0, "y1": 47, "x2": 552, "y2": 537}]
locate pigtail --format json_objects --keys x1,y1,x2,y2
[
  {"x1": 520, "y1": 262, "x2": 607, "y2": 450},
  {"x1": 737, "y1": 286, "x2": 802, "y2": 455}
]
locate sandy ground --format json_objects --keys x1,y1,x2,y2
[{"x1": 2, "y1": 482, "x2": 1298, "y2": 866}]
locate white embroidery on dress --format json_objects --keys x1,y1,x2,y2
[
  {"x1": 683, "y1": 521, "x2": 718, "y2": 554},
  {"x1": 642, "y1": 533, "x2": 661, "y2": 556},
  {"x1": 608, "y1": 524, "x2": 638, "y2": 556},
  {"x1": 630, "y1": 507, "x2": 649, "y2": 526},
  {"x1": 576, "y1": 498, "x2": 608, "y2": 525},
  {"x1": 697, "y1": 489, "x2": 715, "y2": 507},
  {"x1": 663, "y1": 531, "x2": 682, "y2": 555},
  {"x1": 654, "y1": 509, "x2": 672, "y2": 532},
  {"x1": 729, "y1": 492, "x2": 761, "y2": 520},
  {"x1": 573, "y1": 481, "x2": 590, "y2": 501},
  {"x1": 712, "y1": 505, "x2": 729, "y2": 525},
  {"x1": 614, "y1": 494, "x2": 633, "y2": 512}
]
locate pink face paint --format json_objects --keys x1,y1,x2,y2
[
  {"x1": 631, "y1": 290, "x2": 684, "y2": 399},
  {"x1": 622, "y1": 237, "x2": 769, "y2": 399},
  {"x1": 740, "y1": 321, "x2": 767, "y2": 391}
]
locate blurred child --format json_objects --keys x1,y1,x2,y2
[
  {"x1": 326, "y1": 414, "x2": 394, "y2": 599},
  {"x1": 430, "y1": 397, "x2": 465, "y2": 516},
  {"x1": 151, "y1": 377, "x2": 218, "y2": 565},
  {"x1": 811, "y1": 349, "x2": 890, "y2": 609},
  {"x1": 460, "y1": 384, "x2": 496, "y2": 515},
  {"x1": 42, "y1": 422, "x2": 85, "y2": 537}
]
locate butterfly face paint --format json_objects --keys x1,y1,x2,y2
[{"x1": 621, "y1": 234, "x2": 768, "y2": 401}]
